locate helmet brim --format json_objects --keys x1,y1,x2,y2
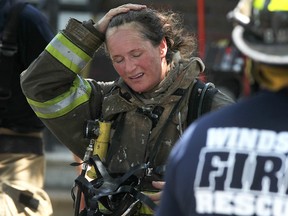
[{"x1": 232, "y1": 25, "x2": 288, "y2": 65}]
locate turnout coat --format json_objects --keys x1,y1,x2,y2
[{"x1": 21, "y1": 18, "x2": 234, "y2": 181}]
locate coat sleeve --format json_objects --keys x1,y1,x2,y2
[
  {"x1": 20, "y1": 18, "x2": 109, "y2": 158},
  {"x1": 211, "y1": 90, "x2": 235, "y2": 111}
]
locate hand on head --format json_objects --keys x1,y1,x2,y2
[{"x1": 94, "y1": 4, "x2": 146, "y2": 34}]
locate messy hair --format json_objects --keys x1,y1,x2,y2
[{"x1": 107, "y1": 8, "x2": 197, "y2": 63}]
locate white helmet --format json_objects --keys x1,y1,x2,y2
[{"x1": 228, "y1": 0, "x2": 288, "y2": 65}]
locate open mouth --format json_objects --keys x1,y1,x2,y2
[{"x1": 130, "y1": 73, "x2": 144, "y2": 80}]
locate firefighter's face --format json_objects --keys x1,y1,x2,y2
[{"x1": 106, "y1": 23, "x2": 167, "y2": 93}]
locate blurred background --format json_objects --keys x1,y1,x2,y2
[{"x1": 26, "y1": 0, "x2": 247, "y2": 215}]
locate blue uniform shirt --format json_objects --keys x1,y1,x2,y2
[
  {"x1": 156, "y1": 89, "x2": 288, "y2": 216},
  {"x1": 0, "y1": 0, "x2": 54, "y2": 132}
]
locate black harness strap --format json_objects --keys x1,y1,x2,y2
[
  {"x1": 147, "y1": 88, "x2": 189, "y2": 170},
  {"x1": 187, "y1": 79, "x2": 219, "y2": 123},
  {"x1": 19, "y1": 191, "x2": 39, "y2": 211},
  {"x1": 74, "y1": 79, "x2": 219, "y2": 215},
  {"x1": 74, "y1": 155, "x2": 157, "y2": 216},
  {"x1": 0, "y1": 135, "x2": 43, "y2": 155},
  {"x1": 148, "y1": 79, "x2": 219, "y2": 174}
]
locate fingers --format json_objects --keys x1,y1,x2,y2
[
  {"x1": 94, "y1": 4, "x2": 146, "y2": 34},
  {"x1": 117, "y1": 3, "x2": 147, "y2": 10},
  {"x1": 145, "y1": 181, "x2": 166, "y2": 205},
  {"x1": 106, "y1": 4, "x2": 147, "y2": 24},
  {"x1": 147, "y1": 191, "x2": 162, "y2": 204},
  {"x1": 152, "y1": 181, "x2": 166, "y2": 190},
  {"x1": 105, "y1": 4, "x2": 140, "y2": 21}
]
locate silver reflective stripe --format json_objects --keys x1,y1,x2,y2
[
  {"x1": 46, "y1": 33, "x2": 91, "y2": 73},
  {"x1": 28, "y1": 75, "x2": 91, "y2": 119}
]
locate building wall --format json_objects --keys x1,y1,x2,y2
[
  {"x1": 99, "y1": 0, "x2": 239, "y2": 46},
  {"x1": 87, "y1": 0, "x2": 240, "y2": 81}
]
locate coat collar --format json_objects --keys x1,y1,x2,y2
[{"x1": 102, "y1": 56, "x2": 205, "y2": 119}]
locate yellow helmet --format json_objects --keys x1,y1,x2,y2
[{"x1": 228, "y1": 0, "x2": 288, "y2": 65}]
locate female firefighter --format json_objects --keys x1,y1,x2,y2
[{"x1": 21, "y1": 3, "x2": 234, "y2": 215}]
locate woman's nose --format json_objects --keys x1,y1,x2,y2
[{"x1": 124, "y1": 60, "x2": 136, "y2": 73}]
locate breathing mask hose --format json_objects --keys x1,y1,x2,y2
[
  {"x1": 87, "y1": 121, "x2": 111, "y2": 179},
  {"x1": 74, "y1": 140, "x2": 94, "y2": 216}
]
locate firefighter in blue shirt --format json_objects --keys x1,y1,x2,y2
[
  {"x1": 156, "y1": 0, "x2": 288, "y2": 215},
  {"x1": 0, "y1": 0, "x2": 54, "y2": 215}
]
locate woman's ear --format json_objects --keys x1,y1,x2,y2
[{"x1": 159, "y1": 37, "x2": 168, "y2": 58}]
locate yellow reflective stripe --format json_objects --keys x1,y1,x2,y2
[
  {"x1": 254, "y1": 0, "x2": 288, "y2": 11},
  {"x1": 139, "y1": 204, "x2": 154, "y2": 215},
  {"x1": 253, "y1": 0, "x2": 266, "y2": 10},
  {"x1": 268, "y1": 0, "x2": 288, "y2": 11},
  {"x1": 45, "y1": 33, "x2": 91, "y2": 74},
  {"x1": 139, "y1": 191, "x2": 155, "y2": 215},
  {"x1": 27, "y1": 76, "x2": 91, "y2": 119}
]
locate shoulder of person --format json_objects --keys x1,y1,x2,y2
[{"x1": 20, "y1": 3, "x2": 48, "y2": 25}]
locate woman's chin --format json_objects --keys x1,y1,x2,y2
[
  {"x1": 128, "y1": 82, "x2": 156, "y2": 94},
  {"x1": 129, "y1": 84, "x2": 149, "y2": 94}
]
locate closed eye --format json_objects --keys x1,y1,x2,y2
[
  {"x1": 112, "y1": 50, "x2": 142, "y2": 64},
  {"x1": 132, "y1": 51, "x2": 142, "y2": 58},
  {"x1": 112, "y1": 57, "x2": 124, "y2": 64}
]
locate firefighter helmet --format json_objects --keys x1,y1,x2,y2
[{"x1": 228, "y1": 0, "x2": 288, "y2": 65}]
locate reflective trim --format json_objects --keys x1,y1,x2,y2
[
  {"x1": 268, "y1": 0, "x2": 288, "y2": 11},
  {"x1": 254, "y1": 0, "x2": 288, "y2": 11},
  {"x1": 45, "y1": 33, "x2": 91, "y2": 74},
  {"x1": 253, "y1": 0, "x2": 265, "y2": 10},
  {"x1": 27, "y1": 76, "x2": 92, "y2": 119}
]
